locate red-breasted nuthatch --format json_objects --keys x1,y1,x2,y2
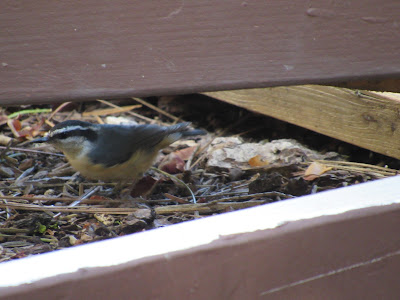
[{"x1": 32, "y1": 120, "x2": 205, "y2": 181}]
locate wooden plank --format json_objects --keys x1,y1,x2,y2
[
  {"x1": 0, "y1": 0, "x2": 399, "y2": 105},
  {"x1": 204, "y1": 86, "x2": 400, "y2": 159},
  {"x1": 1, "y1": 175, "x2": 400, "y2": 299}
]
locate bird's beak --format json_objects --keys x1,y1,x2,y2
[
  {"x1": 18, "y1": 136, "x2": 49, "y2": 147},
  {"x1": 29, "y1": 136, "x2": 49, "y2": 143}
]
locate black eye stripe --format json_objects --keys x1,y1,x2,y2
[
  {"x1": 56, "y1": 132, "x2": 68, "y2": 139},
  {"x1": 52, "y1": 129, "x2": 97, "y2": 141}
]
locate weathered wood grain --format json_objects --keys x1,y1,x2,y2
[
  {"x1": 0, "y1": 0, "x2": 399, "y2": 104},
  {"x1": 204, "y1": 86, "x2": 400, "y2": 159}
]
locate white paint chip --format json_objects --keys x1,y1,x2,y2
[{"x1": 284, "y1": 64, "x2": 294, "y2": 71}]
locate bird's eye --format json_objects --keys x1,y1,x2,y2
[{"x1": 57, "y1": 132, "x2": 69, "y2": 139}]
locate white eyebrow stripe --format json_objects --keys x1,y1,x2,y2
[{"x1": 50, "y1": 125, "x2": 97, "y2": 136}]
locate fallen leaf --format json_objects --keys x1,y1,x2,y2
[
  {"x1": 7, "y1": 119, "x2": 22, "y2": 137},
  {"x1": 19, "y1": 158, "x2": 34, "y2": 171},
  {"x1": 8, "y1": 118, "x2": 46, "y2": 139},
  {"x1": 0, "y1": 166, "x2": 14, "y2": 178},
  {"x1": 94, "y1": 213, "x2": 115, "y2": 226},
  {"x1": 0, "y1": 134, "x2": 13, "y2": 146},
  {"x1": 174, "y1": 146, "x2": 197, "y2": 160},
  {"x1": 0, "y1": 114, "x2": 8, "y2": 126},
  {"x1": 131, "y1": 176, "x2": 157, "y2": 197},
  {"x1": 132, "y1": 209, "x2": 153, "y2": 220},
  {"x1": 248, "y1": 155, "x2": 269, "y2": 167},
  {"x1": 304, "y1": 162, "x2": 333, "y2": 180},
  {"x1": 69, "y1": 235, "x2": 78, "y2": 245},
  {"x1": 19, "y1": 118, "x2": 46, "y2": 139},
  {"x1": 159, "y1": 153, "x2": 185, "y2": 174},
  {"x1": 90, "y1": 195, "x2": 109, "y2": 201},
  {"x1": 79, "y1": 233, "x2": 93, "y2": 242},
  {"x1": 120, "y1": 218, "x2": 147, "y2": 234}
]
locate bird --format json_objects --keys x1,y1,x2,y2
[{"x1": 32, "y1": 120, "x2": 205, "y2": 181}]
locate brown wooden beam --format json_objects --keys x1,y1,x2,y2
[
  {"x1": 204, "y1": 86, "x2": 400, "y2": 159},
  {"x1": 1, "y1": 0, "x2": 399, "y2": 105}
]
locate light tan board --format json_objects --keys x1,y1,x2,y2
[{"x1": 204, "y1": 86, "x2": 400, "y2": 159}]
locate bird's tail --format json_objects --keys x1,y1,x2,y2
[{"x1": 168, "y1": 122, "x2": 206, "y2": 136}]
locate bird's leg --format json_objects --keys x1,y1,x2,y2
[
  {"x1": 118, "y1": 178, "x2": 138, "y2": 199},
  {"x1": 118, "y1": 178, "x2": 152, "y2": 208},
  {"x1": 113, "y1": 181, "x2": 126, "y2": 193}
]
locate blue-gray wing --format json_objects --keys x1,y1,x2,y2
[{"x1": 88, "y1": 123, "x2": 192, "y2": 167}]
